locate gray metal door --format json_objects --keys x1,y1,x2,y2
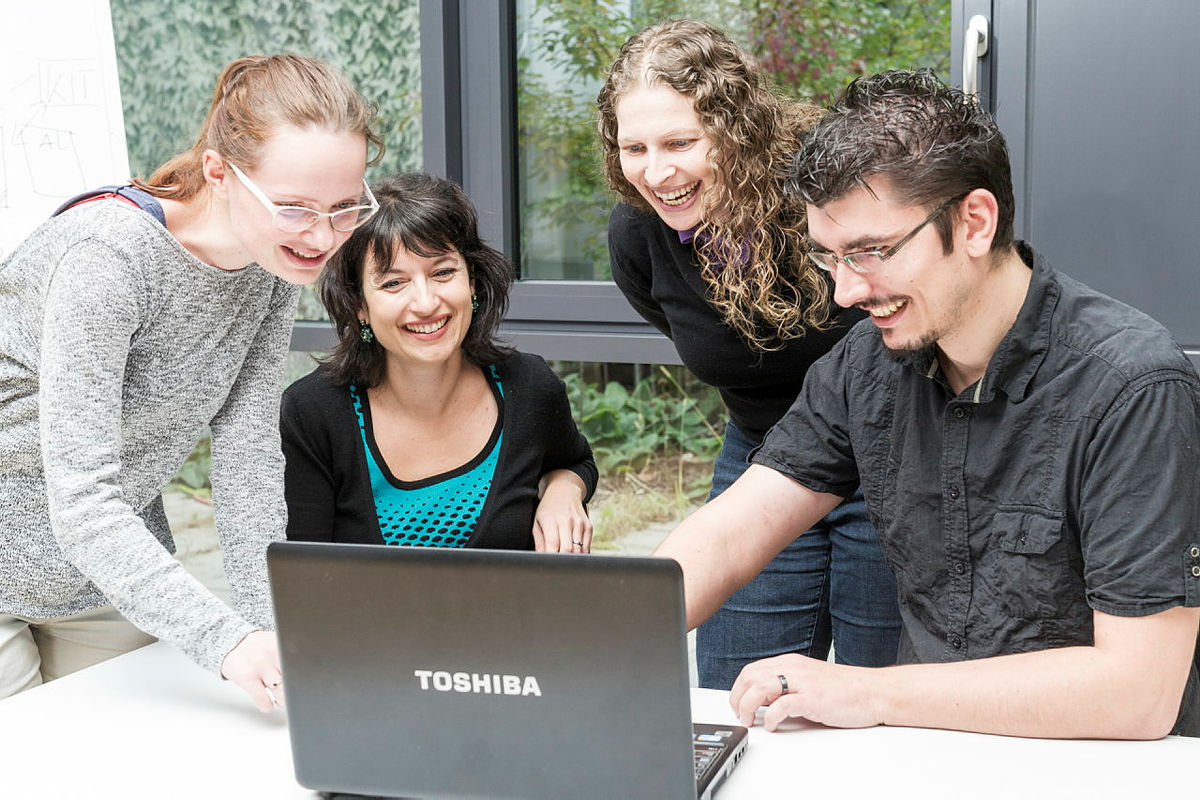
[{"x1": 955, "y1": 0, "x2": 1200, "y2": 370}]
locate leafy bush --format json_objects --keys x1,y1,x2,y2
[
  {"x1": 563, "y1": 365, "x2": 724, "y2": 476},
  {"x1": 109, "y1": 0, "x2": 421, "y2": 180}
]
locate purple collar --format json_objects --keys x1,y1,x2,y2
[{"x1": 677, "y1": 225, "x2": 747, "y2": 271}]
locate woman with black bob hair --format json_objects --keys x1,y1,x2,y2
[{"x1": 281, "y1": 173, "x2": 597, "y2": 552}]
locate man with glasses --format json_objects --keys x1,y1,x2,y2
[{"x1": 655, "y1": 70, "x2": 1200, "y2": 739}]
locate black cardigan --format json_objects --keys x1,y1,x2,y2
[
  {"x1": 608, "y1": 202, "x2": 864, "y2": 438},
  {"x1": 280, "y1": 351, "x2": 597, "y2": 550}
]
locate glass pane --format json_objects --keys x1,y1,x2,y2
[
  {"x1": 108, "y1": 0, "x2": 424, "y2": 321},
  {"x1": 516, "y1": 0, "x2": 951, "y2": 281}
]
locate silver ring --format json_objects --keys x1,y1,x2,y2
[
  {"x1": 572, "y1": 539, "x2": 583, "y2": 546},
  {"x1": 777, "y1": 674, "x2": 789, "y2": 694}
]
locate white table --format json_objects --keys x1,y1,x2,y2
[{"x1": 1, "y1": 642, "x2": 1196, "y2": 799}]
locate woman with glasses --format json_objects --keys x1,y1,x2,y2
[
  {"x1": 280, "y1": 173, "x2": 597, "y2": 554},
  {"x1": 0, "y1": 55, "x2": 379, "y2": 710},
  {"x1": 597, "y1": 20, "x2": 902, "y2": 690}
]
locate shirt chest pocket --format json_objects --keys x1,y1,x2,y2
[
  {"x1": 995, "y1": 511, "x2": 1060, "y2": 555},
  {"x1": 987, "y1": 509, "x2": 1082, "y2": 620}
]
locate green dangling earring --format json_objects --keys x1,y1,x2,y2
[
  {"x1": 471, "y1": 293, "x2": 479, "y2": 312},
  {"x1": 358, "y1": 319, "x2": 374, "y2": 344}
]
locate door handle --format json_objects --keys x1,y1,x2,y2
[{"x1": 962, "y1": 14, "x2": 989, "y2": 102}]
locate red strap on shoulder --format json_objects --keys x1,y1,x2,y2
[{"x1": 66, "y1": 192, "x2": 141, "y2": 211}]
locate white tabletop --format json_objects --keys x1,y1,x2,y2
[{"x1": 1, "y1": 642, "x2": 1196, "y2": 799}]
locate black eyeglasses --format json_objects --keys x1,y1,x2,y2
[{"x1": 806, "y1": 197, "x2": 959, "y2": 275}]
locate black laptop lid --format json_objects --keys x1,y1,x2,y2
[{"x1": 268, "y1": 542, "x2": 698, "y2": 799}]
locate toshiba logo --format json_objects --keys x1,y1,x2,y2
[{"x1": 414, "y1": 669, "x2": 543, "y2": 697}]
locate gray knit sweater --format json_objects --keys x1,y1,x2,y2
[{"x1": 0, "y1": 200, "x2": 299, "y2": 674}]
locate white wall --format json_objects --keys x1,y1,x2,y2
[{"x1": 0, "y1": 0, "x2": 128, "y2": 257}]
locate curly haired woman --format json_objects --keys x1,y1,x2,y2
[{"x1": 597, "y1": 18, "x2": 901, "y2": 689}]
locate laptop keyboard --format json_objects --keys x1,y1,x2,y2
[
  {"x1": 693, "y1": 730, "x2": 733, "y2": 781},
  {"x1": 692, "y1": 723, "x2": 748, "y2": 796},
  {"x1": 693, "y1": 741, "x2": 721, "y2": 779}
]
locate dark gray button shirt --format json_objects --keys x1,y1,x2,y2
[{"x1": 754, "y1": 243, "x2": 1200, "y2": 735}]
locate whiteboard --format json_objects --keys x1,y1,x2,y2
[{"x1": 0, "y1": 0, "x2": 130, "y2": 258}]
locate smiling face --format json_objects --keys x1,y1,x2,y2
[
  {"x1": 360, "y1": 243, "x2": 474, "y2": 370},
  {"x1": 807, "y1": 181, "x2": 979, "y2": 358},
  {"x1": 222, "y1": 125, "x2": 368, "y2": 285},
  {"x1": 614, "y1": 83, "x2": 715, "y2": 231}
]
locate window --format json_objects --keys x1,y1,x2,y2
[{"x1": 428, "y1": 0, "x2": 950, "y2": 363}]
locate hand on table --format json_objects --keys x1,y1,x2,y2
[
  {"x1": 532, "y1": 470, "x2": 593, "y2": 553},
  {"x1": 730, "y1": 653, "x2": 884, "y2": 731},
  {"x1": 220, "y1": 630, "x2": 285, "y2": 713}
]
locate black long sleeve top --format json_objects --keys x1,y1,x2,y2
[
  {"x1": 280, "y1": 351, "x2": 597, "y2": 550},
  {"x1": 608, "y1": 203, "x2": 864, "y2": 438}
]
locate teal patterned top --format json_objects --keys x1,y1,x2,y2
[{"x1": 349, "y1": 368, "x2": 504, "y2": 547}]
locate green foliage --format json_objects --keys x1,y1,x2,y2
[
  {"x1": 743, "y1": 0, "x2": 951, "y2": 103},
  {"x1": 563, "y1": 365, "x2": 724, "y2": 476},
  {"x1": 108, "y1": 0, "x2": 421, "y2": 183},
  {"x1": 517, "y1": 0, "x2": 950, "y2": 279},
  {"x1": 108, "y1": 0, "x2": 421, "y2": 321},
  {"x1": 169, "y1": 435, "x2": 212, "y2": 497}
]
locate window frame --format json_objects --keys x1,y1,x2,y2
[
  {"x1": 292, "y1": 0, "x2": 678, "y2": 364},
  {"x1": 414, "y1": 0, "x2": 679, "y2": 365}
]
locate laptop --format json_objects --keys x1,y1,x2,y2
[{"x1": 268, "y1": 541, "x2": 748, "y2": 800}]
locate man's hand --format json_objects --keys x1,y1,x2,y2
[
  {"x1": 220, "y1": 630, "x2": 285, "y2": 713},
  {"x1": 730, "y1": 653, "x2": 883, "y2": 731},
  {"x1": 730, "y1": 606, "x2": 1200, "y2": 739}
]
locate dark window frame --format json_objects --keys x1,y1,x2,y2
[
  {"x1": 295, "y1": 0, "x2": 675, "y2": 363},
  {"x1": 416, "y1": 0, "x2": 678, "y2": 365}
]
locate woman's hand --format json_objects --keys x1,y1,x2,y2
[
  {"x1": 220, "y1": 630, "x2": 285, "y2": 712},
  {"x1": 532, "y1": 470, "x2": 593, "y2": 553}
]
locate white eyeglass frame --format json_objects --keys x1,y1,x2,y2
[{"x1": 228, "y1": 162, "x2": 378, "y2": 233}]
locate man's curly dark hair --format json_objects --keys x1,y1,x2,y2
[{"x1": 788, "y1": 69, "x2": 1015, "y2": 255}]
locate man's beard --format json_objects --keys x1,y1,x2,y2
[{"x1": 883, "y1": 336, "x2": 938, "y2": 367}]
